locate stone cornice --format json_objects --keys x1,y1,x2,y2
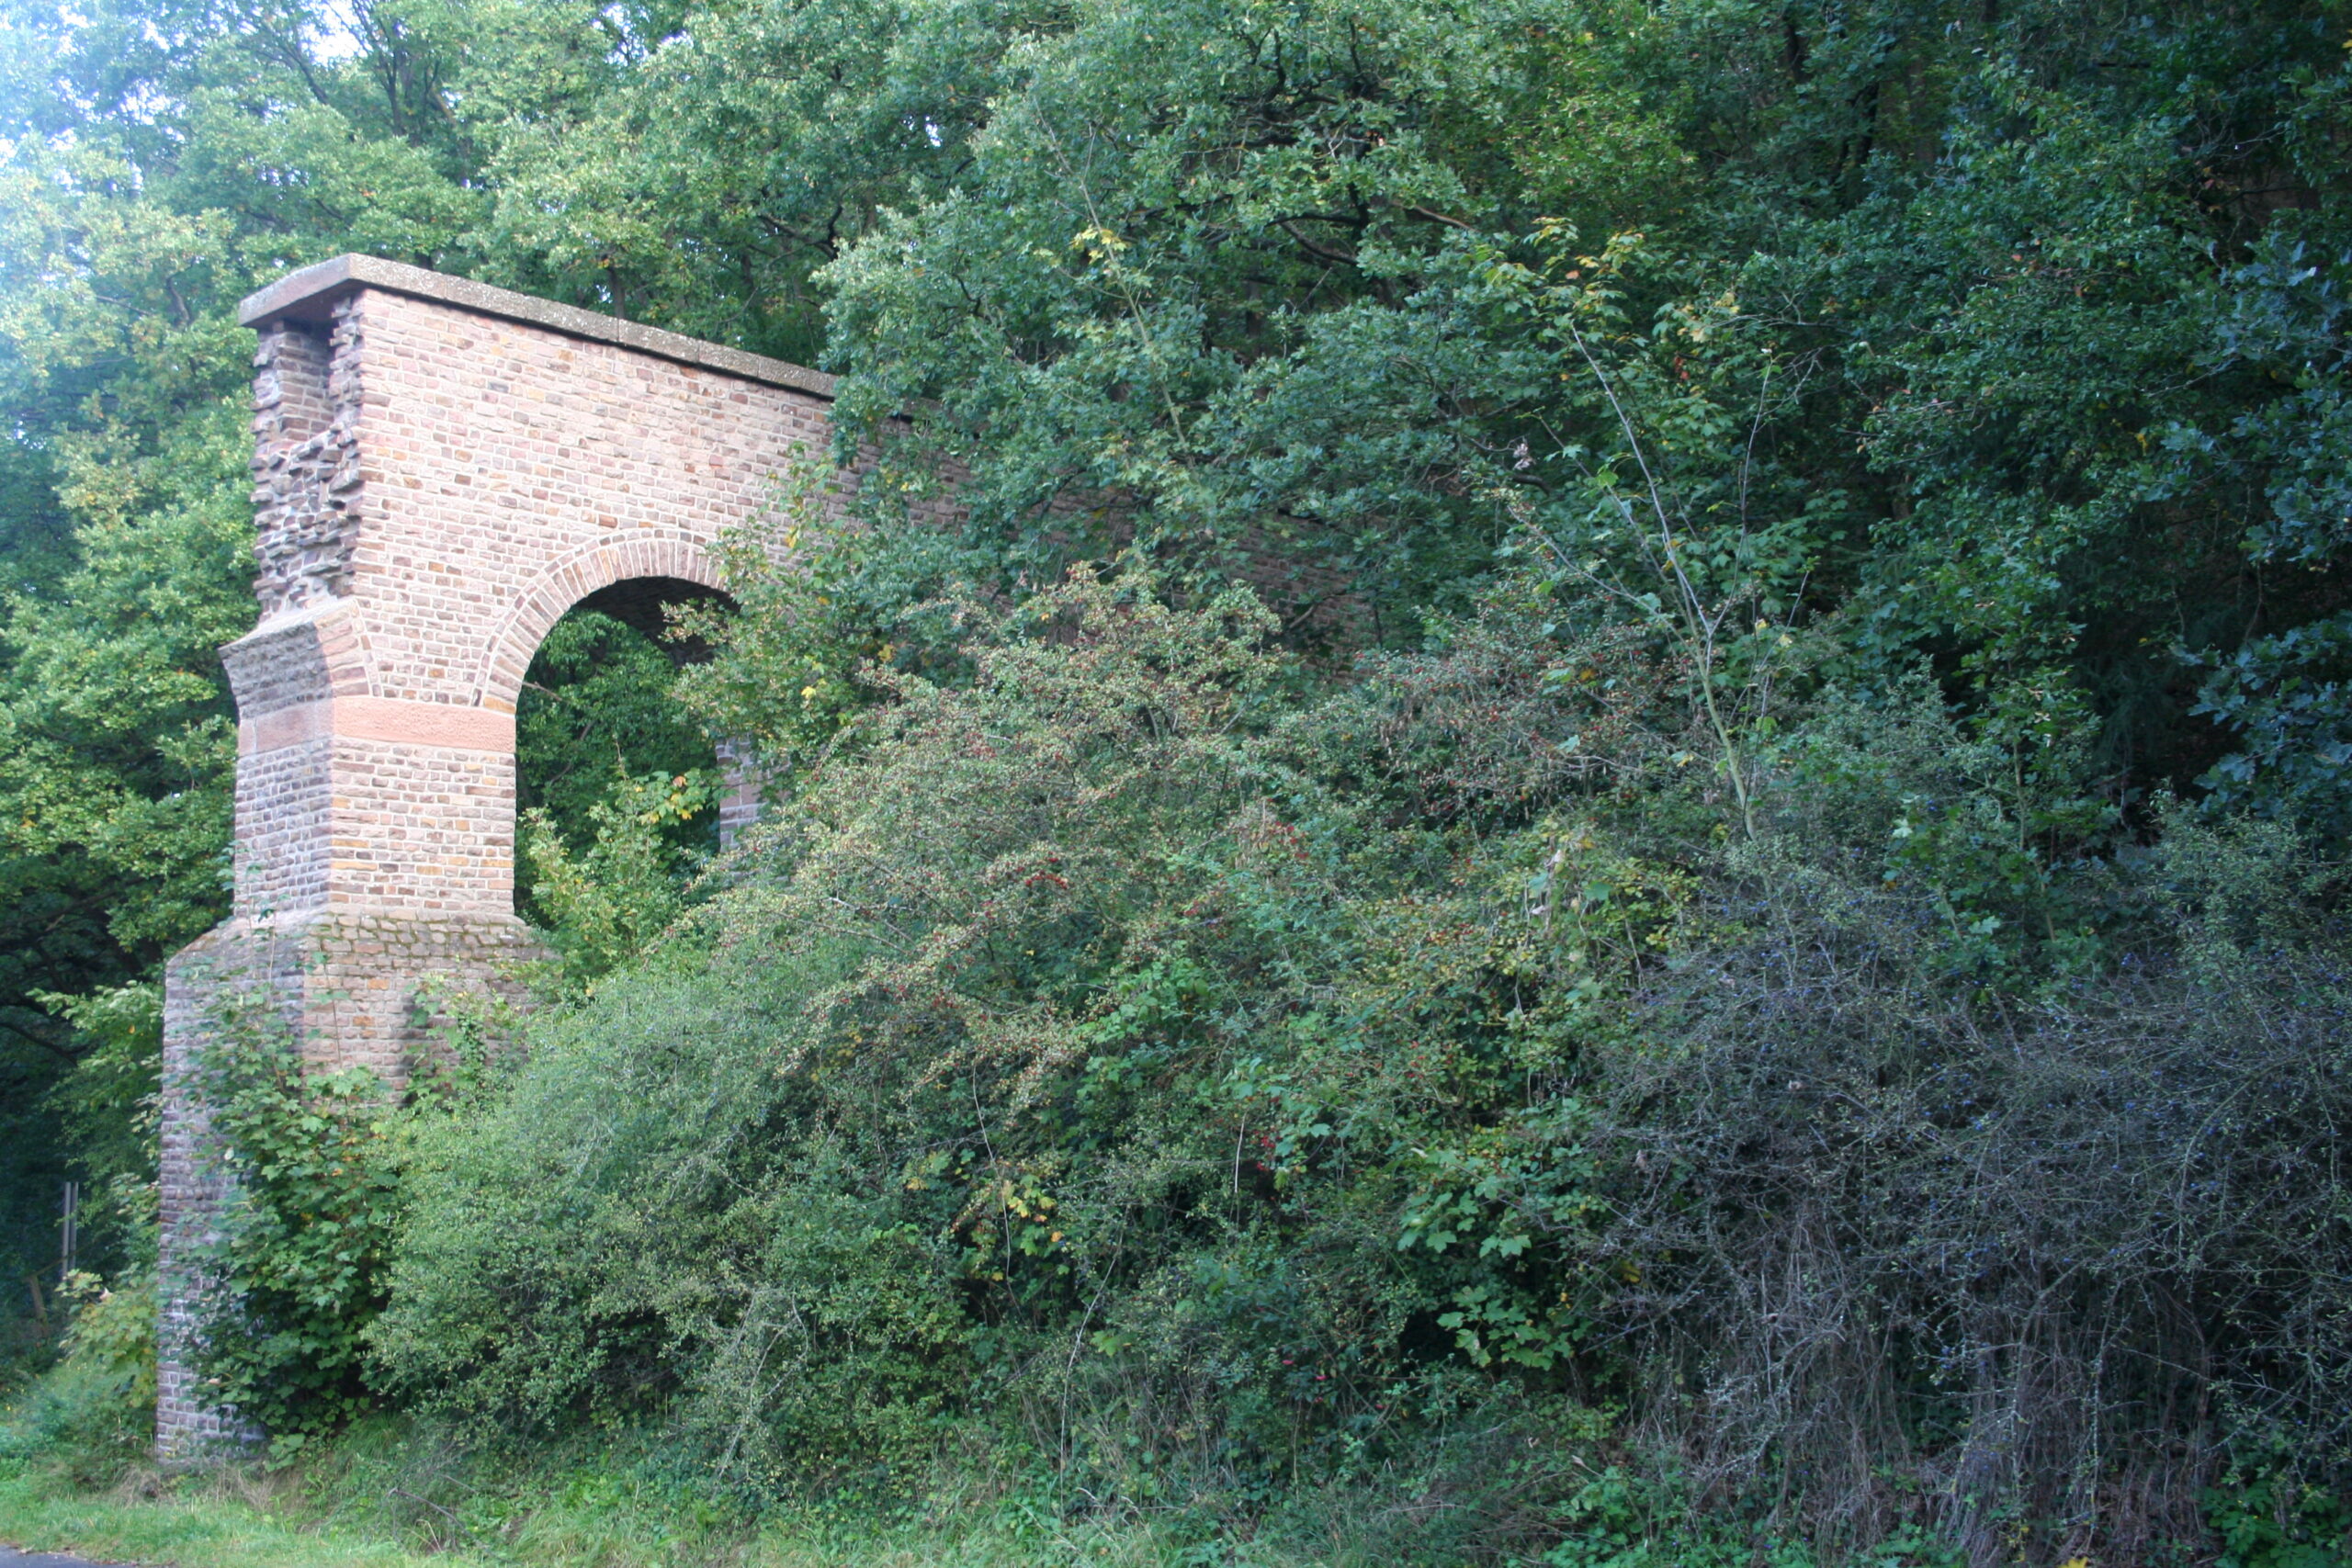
[{"x1": 238, "y1": 254, "x2": 836, "y2": 400}]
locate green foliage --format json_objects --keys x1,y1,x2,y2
[
  {"x1": 0, "y1": 1269, "x2": 157, "y2": 1486},
  {"x1": 38, "y1": 983, "x2": 163, "y2": 1277},
  {"x1": 517, "y1": 613, "x2": 719, "y2": 858},
  {"x1": 514, "y1": 605, "x2": 721, "y2": 936},
  {"x1": 2186, "y1": 231, "x2": 2352, "y2": 834},
  {"x1": 521, "y1": 767, "x2": 717, "y2": 990},
  {"x1": 2208, "y1": 1478, "x2": 2352, "y2": 1568},
  {"x1": 676, "y1": 455, "x2": 981, "y2": 773},
  {"x1": 366, "y1": 568, "x2": 2352, "y2": 1561},
  {"x1": 196, "y1": 1033, "x2": 401, "y2": 1455},
  {"x1": 376, "y1": 575, "x2": 1299, "y2": 1479},
  {"x1": 7, "y1": 0, "x2": 2352, "y2": 1557}
]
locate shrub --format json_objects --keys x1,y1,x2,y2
[
  {"x1": 0, "y1": 1269, "x2": 157, "y2": 1484},
  {"x1": 373, "y1": 572, "x2": 1608, "y2": 1530},
  {"x1": 194, "y1": 1029, "x2": 401, "y2": 1456},
  {"x1": 1546, "y1": 810, "x2": 2352, "y2": 1562},
  {"x1": 366, "y1": 569, "x2": 2352, "y2": 1560}
]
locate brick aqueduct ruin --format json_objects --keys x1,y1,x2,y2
[{"x1": 157, "y1": 255, "x2": 882, "y2": 1452}]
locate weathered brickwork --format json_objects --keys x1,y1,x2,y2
[
  {"x1": 336, "y1": 289, "x2": 832, "y2": 710},
  {"x1": 157, "y1": 910, "x2": 543, "y2": 1450},
  {"x1": 252, "y1": 308, "x2": 364, "y2": 613},
  {"x1": 714, "y1": 739, "x2": 764, "y2": 849},
  {"x1": 219, "y1": 603, "x2": 357, "y2": 718},
  {"x1": 159, "y1": 255, "x2": 874, "y2": 1457},
  {"x1": 231, "y1": 737, "x2": 334, "y2": 917}
]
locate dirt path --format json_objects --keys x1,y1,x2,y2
[{"x1": 0, "y1": 1547, "x2": 128, "y2": 1567}]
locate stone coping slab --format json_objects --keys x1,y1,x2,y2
[{"x1": 238, "y1": 254, "x2": 836, "y2": 400}]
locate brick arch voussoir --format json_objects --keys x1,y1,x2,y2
[{"x1": 472, "y1": 537, "x2": 728, "y2": 714}]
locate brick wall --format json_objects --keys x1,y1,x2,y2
[{"x1": 220, "y1": 283, "x2": 849, "y2": 926}]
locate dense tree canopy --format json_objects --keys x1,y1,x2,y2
[{"x1": 3, "y1": 0, "x2": 2350, "y2": 1557}]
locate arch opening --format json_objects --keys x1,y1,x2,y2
[
  {"x1": 568, "y1": 575, "x2": 734, "y2": 665},
  {"x1": 513, "y1": 576, "x2": 738, "y2": 926}
]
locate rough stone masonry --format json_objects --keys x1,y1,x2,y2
[{"x1": 156, "y1": 255, "x2": 866, "y2": 1455}]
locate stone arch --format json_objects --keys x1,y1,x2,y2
[
  {"x1": 476, "y1": 536, "x2": 731, "y2": 713},
  {"x1": 157, "y1": 255, "x2": 848, "y2": 1459}
]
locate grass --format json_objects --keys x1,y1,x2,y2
[
  {"x1": 0, "y1": 1460, "x2": 478, "y2": 1568},
  {"x1": 0, "y1": 1449, "x2": 1283, "y2": 1568},
  {"x1": 0, "y1": 1370, "x2": 1607, "y2": 1567}
]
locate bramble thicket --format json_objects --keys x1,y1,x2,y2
[{"x1": 3, "y1": 0, "x2": 2352, "y2": 1562}]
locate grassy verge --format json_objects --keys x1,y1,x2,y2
[
  {"x1": 0, "y1": 1460, "x2": 478, "y2": 1568},
  {"x1": 0, "y1": 1450, "x2": 1289, "y2": 1568}
]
